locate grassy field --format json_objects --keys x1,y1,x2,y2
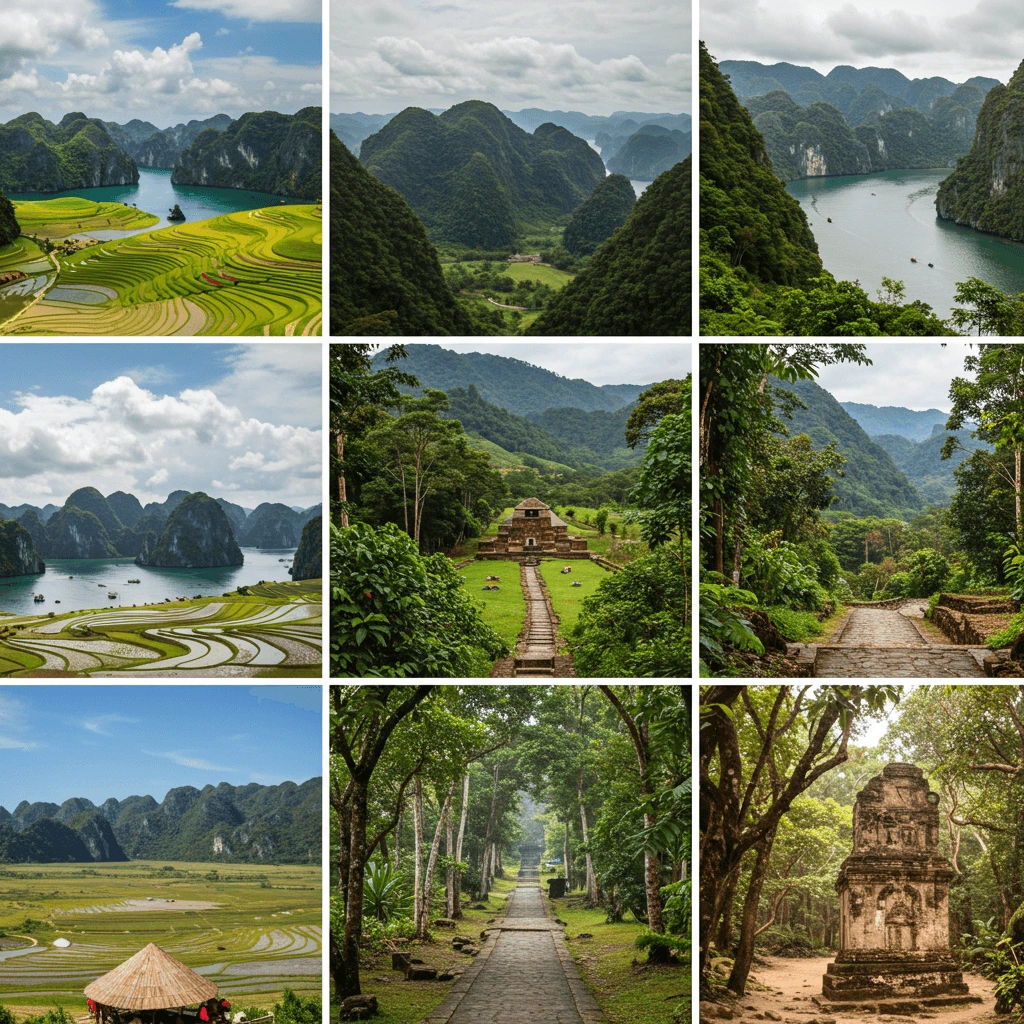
[
  {"x1": 0, "y1": 581, "x2": 321, "y2": 677},
  {"x1": 457, "y1": 561, "x2": 526, "y2": 649},
  {"x1": 459, "y1": 261, "x2": 574, "y2": 290},
  {"x1": 2, "y1": 205, "x2": 322, "y2": 337},
  {"x1": 0, "y1": 861, "x2": 320, "y2": 1020},
  {"x1": 538, "y1": 559, "x2": 613, "y2": 640},
  {"x1": 13, "y1": 198, "x2": 159, "y2": 236},
  {"x1": 539, "y1": 871, "x2": 687, "y2": 1024}
]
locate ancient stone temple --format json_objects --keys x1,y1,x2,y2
[
  {"x1": 477, "y1": 498, "x2": 589, "y2": 559},
  {"x1": 820, "y1": 763, "x2": 977, "y2": 1010}
]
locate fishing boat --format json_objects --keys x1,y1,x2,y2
[{"x1": 33, "y1": 594, "x2": 45, "y2": 602}]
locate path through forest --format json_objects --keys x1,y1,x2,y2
[
  {"x1": 811, "y1": 603, "x2": 987, "y2": 677},
  {"x1": 721, "y1": 956, "x2": 997, "y2": 1024},
  {"x1": 425, "y1": 851, "x2": 601, "y2": 1024}
]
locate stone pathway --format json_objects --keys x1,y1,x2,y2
[
  {"x1": 811, "y1": 606, "x2": 986, "y2": 678},
  {"x1": 514, "y1": 563, "x2": 557, "y2": 677},
  {"x1": 423, "y1": 877, "x2": 601, "y2": 1024}
]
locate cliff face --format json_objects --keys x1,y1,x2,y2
[
  {"x1": 171, "y1": 108, "x2": 321, "y2": 198},
  {"x1": 238, "y1": 502, "x2": 303, "y2": 546},
  {"x1": 289, "y1": 516, "x2": 322, "y2": 581},
  {"x1": 136, "y1": 492, "x2": 243, "y2": 568},
  {"x1": 0, "y1": 519, "x2": 45, "y2": 577},
  {"x1": 68, "y1": 812, "x2": 128, "y2": 862},
  {"x1": 40, "y1": 506, "x2": 117, "y2": 559},
  {"x1": 936, "y1": 60, "x2": 1024, "y2": 238},
  {"x1": 125, "y1": 115, "x2": 234, "y2": 169}
]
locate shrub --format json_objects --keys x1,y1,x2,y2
[
  {"x1": 764, "y1": 606, "x2": 825, "y2": 641},
  {"x1": 273, "y1": 991, "x2": 321, "y2": 1024},
  {"x1": 742, "y1": 539, "x2": 826, "y2": 610},
  {"x1": 362, "y1": 860, "x2": 411, "y2": 922}
]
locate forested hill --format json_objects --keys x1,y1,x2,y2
[
  {"x1": 773, "y1": 377, "x2": 924, "y2": 516},
  {"x1": 872, "y1": 424, "x2": 986, "y2": 503},
  {"x1": 840, "y1": 402, "x2": 950, "y2": 440},
  {"x1": 443, "y1": 385, "x2": 642, "y2": 471},
  {"x1": 358, "y1": 100, "x2": 606, "y2": 246},
  {"x1": 375, "y1": 344, "x2": 648, "y2": 415},
  {"x1": 1, "y1": 778, "x2": 321, "y2": 864}
]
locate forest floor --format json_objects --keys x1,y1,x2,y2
[{"x1": 711, "y1": 955, "x2": 997, "y2": 1024}]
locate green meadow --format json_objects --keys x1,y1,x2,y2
[
  {"x1": 13, "y1": 198, "x2": 159, "y2": 236},
  {"x1": 457, "y1": 560, "x2": 526, "y2": 649},
  {"x1": 0, "y1": 204, "x2": 322, "y2": 336},
  {"x1": 0, "y1": 861, "x2": 320, "y2": 1020},
  {"x1": 537, "y1": 559, "x2": 612, "y2": 638}
]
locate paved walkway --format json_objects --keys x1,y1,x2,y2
[
  {"x1": 424, "y1": 885, "x2": 601, "y2": 1024},
  {"x1": 514, "y1": 563, "x2": 556, "y2": 677},
  {"x1": 812, "y1": 607, "x2": 986, "y2": 678}
]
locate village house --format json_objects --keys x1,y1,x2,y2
[
  {"x1": 507, "y1": 254, "x2": 542, "y2": 264},
  {"x1": 477, "y1": 498, "x2": 589, "y2": 558}
]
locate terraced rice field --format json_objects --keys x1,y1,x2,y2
[
  {"x1": 12, "y1": 199, "x2": 159, "y2": 236},
  {"x1": 2, "y1": 205, "x2": 322, "y2": 336},
  {"x1": 0, "y1": 583, "x2": 321, "y2": 677},
  {"x1": 0, "y1": 862, "x2": 320, "y2": 1014}
]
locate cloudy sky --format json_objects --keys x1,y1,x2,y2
[
  {"x1": 436, "y1": 342, "x2": 692, "y2": 386},
  {"x1": 0, "y1": 685, "x2": 321, "y2": 806},
  {"x1": 811, "y1": 342, "x2": 971, "y2": 410},
  {"x1": 0, "y1": 343, "x2": 321, "y2": 510},
  {"x1": 332, "y1": 0, "x2": 688, "y2": 116},
  {"x1": 704, "y1": 0, "x2": 1024, "y2": 83},
  {"x1": 0, "y1": 0, "x2": 320, "y2": 127}
]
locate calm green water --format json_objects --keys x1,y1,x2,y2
[
  {"x1": 9, "y1": 169, "x2": 308, "y2": 239},
  {"x1": 787, "y1": 168, "x2": 1024, "y2": 320},
  {"x1": 0, "y1": 548, "x2": 296, "y2": 616}
]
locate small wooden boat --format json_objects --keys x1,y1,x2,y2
[
  {"x1": 910, "y1": 257, "x2": 917, "y2": 262},
  {"x1": 827, "y1": 217, "x2": 832, "y2": 222},
  {"x1": 928, "y1": 262, "x2": 934, "y2": 267},
  {"x1": 33, "y1": 594, "x2": 45, "y2": 603},
  {"x1": 108, "y1": 592, "x2": 117, "y2": 599}
]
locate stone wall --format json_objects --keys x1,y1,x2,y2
[{"x1": 931, "y1": 594, "x2": 1014, "y2": 647}]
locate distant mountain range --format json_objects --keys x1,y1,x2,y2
[
  {"x1": 102, "y1": 115, "x2": 234, "y2": 169},
  {"x1": 0, "y1": 487, "x2": 321, "y2": 577},
  {"x1": 0, "y1": 778, "x2": 321, "y2": 864},
  {"x1": 839, "y1": 402, "x2": 951, "y2": 441}
]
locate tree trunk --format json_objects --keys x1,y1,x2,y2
[
  {"x1": 714, "y1": 498, "x2": 724, "y2": 575},
  {"x1": 413, "y1": 776, "x2": 424, "y2": 935},
  {"x1": 563, "y1": 820, "x2": 571, "y2": 890},
  {"x1": 418, "y1": 784, "x2": 452, "y2": 938},
  {"x1": 393, "y1": 800, "x2": 402, "y2": 868},
  {"x1": 337, "y1": 433, "x2": 348, "y2": 527},
  {"x1": 578, "y1": 773, "x2": 598, "y2": 905},
  {"x1": 445, "y1": 793, "x2": 455, "y2": 918},
  {"x1": 728, "y1": 836, "x2": 775, "y2": 994},
  {"x1": 715, "y1": 871, "x2": 738, "y2": 953},
  {"x1": 478, "y1": 763, "x2": 501, "y2": 900},
  {"x1": 453, "y1": 772, "x2": 469, "y2": 919},
  {"x1": 1016, "y1": 446, "x2": 1022, "y2": 543},
  {"x1": 340, "y1": 778, "x2": 369, "y2": 997}
]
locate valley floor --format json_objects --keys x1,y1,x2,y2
[{"x1": 0, "y1": 581, "x2": 321, "y2": 677}]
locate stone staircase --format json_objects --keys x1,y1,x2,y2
[{"x1": 513, "y1": 561, "x2": 557, "y2": 677}]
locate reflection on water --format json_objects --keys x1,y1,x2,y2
[
  {"x1": 787, "y1": 168, "x2": 1024, "y2": 321},
  {"x1": 0, "y1": 548, "x2": 297, "y2": 615},
  {"x1": 10, "y1": 169, "x2": 312, "y2": 239}
]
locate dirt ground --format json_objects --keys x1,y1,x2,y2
[{"x1": 703, "y1": 956, "x2": 999, "y2": 1024}]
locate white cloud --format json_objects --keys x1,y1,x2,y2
[
  {"x1": 83, "y1": 714, "x2": 138, "y2": 736},
  {"x1": 0, "y1": 371, "x2": 321, "y2": 510},
  {"x1": 149, "y1": 750, "x2": 239, "y2": 772},
  {"x1": 170, "y1": 0, "x2": 322, "y2": 22},
  {"x1": 0, "y1": 694, "x2": 38, "y2": 750}
]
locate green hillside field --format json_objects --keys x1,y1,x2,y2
[
  {"x1": 1, "y1": 205, "x2": 322, "y2": 336},
  {"x1": 0, "y1": 860, "x2": 320, "y2": 1019},
  {"x1": 13, "y1": 198, "x2": 159, "y2": 236}
]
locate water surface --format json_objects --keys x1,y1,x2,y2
[
  {"x1": 0, "y1": 548, "x2": 296, "y2": 616},
  {"x1": 787, "y1": 168, "x2": 1024, "y2": 320}
]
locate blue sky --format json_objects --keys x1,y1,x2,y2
[
  {"x1": 0, "y1": 343, "x2": 322, "y2": 510},
  {"x1": 0, "y1": 685, "x2": 323, "y2": 808},
  {"x1": 0, "y1": 0, "x2": 321, "y2": 126}
]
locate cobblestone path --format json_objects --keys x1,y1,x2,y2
[
  {"x1": 514, "y1": 563, "x2": 556, "y2": 678},
  {"x1": 425, "y1": 885, "x2": 601, "y2": 1024},
  {"x1": 813, "y1": 607, "x2": 985, "y2": 678}
]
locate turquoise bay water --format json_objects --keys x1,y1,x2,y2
[
  {"x1": 787, "y1": 168, "x2": 1024, "y2": 320},
  {"x1": 585, "y1": 139, "x2": 651, "y2": 195},
  {"x1": 9, "y1": 168, "x2": 309, "y2": 239},
  {"x1": 0, "y1": 548, "x2": 296, "y2": 616}
]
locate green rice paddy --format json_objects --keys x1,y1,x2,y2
[
  {"x1": 12, "y1": 198, "x2": 159, "y2": 236},
  {"x1": 0, "y1": 861, "x2": 320, "y2": 1017},
  {"x1": 0, "y1": 582, "x2": 321, "y2": 677},
  {"x1": 0, "y1": 204, "x2": 322, "y2": 336}
]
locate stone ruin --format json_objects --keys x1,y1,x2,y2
[{"x1": 820, "y1": 763, "x2": 979, "y2": 1011}]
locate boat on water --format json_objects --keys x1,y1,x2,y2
[
  {"x1": 33, "y1": 594, "x2": 44, "y2": 602},
  {"x1": 107, "y1": 592, "x2": 117, "y2": 599}
]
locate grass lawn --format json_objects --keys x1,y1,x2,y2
[
  {"x1": 539, "y1": 870, "x2": 688, "y2": 1024},
  {"x1": 457, "y1": 560, "x2": 526, "y2": 650},
  {"x1": 537, "y1": 559, "x2": 614, "y2": 639},
  {"x1": 458, "y1": 261, "x2": 574, "y2": 289}
]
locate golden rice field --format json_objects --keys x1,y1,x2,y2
[
  {"x1": 12, "y1": 198, "x2": 159, "y2": 236},
  {"x1": 0, "y1": 861, "x2": 321, "y2": 1016},
  {"x1": 0, "y1": 582, "x2": 322, "y2": 677},
  {"x1": 0, "y1": 205, "x2": 322, "y2": 336}
]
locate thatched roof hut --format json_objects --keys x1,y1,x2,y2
[{"x1": 84, "y1": 943, "x2": 217, "y2": 1013}]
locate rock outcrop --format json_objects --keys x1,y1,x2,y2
[
  {"x1": 68, "y1": 812, "x2": 128, "y2": 862},
  {"x1": 238, "y1": 502, "x2": 303, "y2": 547},
  {"x1": 0, "y1": 518, "x2": 45, "y2": 577},
  {"x1": 44, "y1": 506, "x2": 118, "y2": 559},
  {"x1": 289, "y1": 516, "x2": 322, "y2": 580},
  {"x1": 135, "y1": 492, "x2": 243, "y2": 568}
]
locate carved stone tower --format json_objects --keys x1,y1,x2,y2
[{"x1": 821, "y1": 763, "x2": 975, "y2": 1008}]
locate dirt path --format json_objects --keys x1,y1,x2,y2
[
  {"x1": 812, "y1": 604, "x2": 987, "y2": 678},
  {"x1": 707, "y1": 956, "x2": 997, "y2": 1024}
]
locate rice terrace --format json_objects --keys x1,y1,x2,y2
[
  {"x1": 0, "y1": 203, "x2": 322, "y2": 337},
  {"x1": 0, "y1": 861, "x2": 321, "y2": 1017}
]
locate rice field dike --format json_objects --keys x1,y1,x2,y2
[
  {"x1": 0, "y1": 581, "x2": 321, "y2": 677},
  {"x1": 0, "y1": 202, "x2": 322, "y2": 337},
  {"x1": 0, "y1": 861, "x2": 321, "y2": 1018}
]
